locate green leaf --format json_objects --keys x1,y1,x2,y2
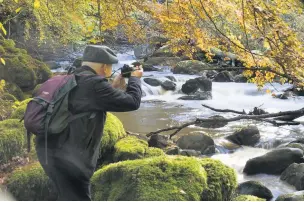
[
  {"x1": 0, "y1": 22, "x2": 6, "y2": 35},
  {"x1": 15, "y1": 7, "x2": 22, "y2": 13},
  {"x1": 0, "y1": 58, "x2": 5, "y2": 65}
]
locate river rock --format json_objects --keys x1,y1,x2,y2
[
  {"x1": 72, "y1": 57, "x2": 82, "y2": 68},
  {"x1": 143, "y1": 78, "x2": 162, "y2": 87},
  {"x1": 181, "y1": 77, "x2": 212, "y2": 94},
  {"x1": 161, "y1": 80, "x2": 176, "y2": 91},
  {"x1": 236, "y1": 181, "x2": 273, "y2": 200},
  {"x1": 176, "y1": 131, "x2": 215, "y2": 155},
  {"x1": 276, "y1": 191, "x2": 304, "y2": 201},
  {"x1": 45, "y1": 61, "x2": 60, "y2": 70},
  {"x1": 180, "y1": 149, "x2": 202, "y2": 157},
  {"x1": 148, "y1": 134, "x2": 170, "y2": 149},
  {"x1": 143, "y1": 64, "x2": 159, "y2": 72},
  {"x1": 165, "y1": 146, "x2": 181, "y2": 155},
  {"x1": 165, "y1": 76, "x2": 177, "y2": 82},
  {"x1": 243, "y1": 148, "x2": 304, "y2": 175},
  {"x1": 151, "y1": 45, "x2": 175, "y2": 57},
  {"x1": 280, "y1": 163, "x2": 304, "y2": 190},
  {"x1": 213, "y1": 71, "x2": 234, "y2": 82},
  {"x1": 279, "y1": 143, "x2": 304, "y2": 152},
  {"x1": 226, "y1": 126, "x2": 260, "y2": 146},
  {"x1": 234, "y1": 74, "x2": 248, "y2": 83},
  {"x1": 173, "y1": 60, "x2": 211, "y2": 75},
  {"x1": 205, "y1": 70, "x2": 218, "y2": 79},
  {"x1": 178, "y1": 92, "x2": 212, "y2": 100},
  {"x1": 196, "y1": 115, "x2": 228, "y2": 128},
  {"x1": 145, "y1": 57, "x2": 182, "y2": 67},
  {"x1": 134, "y1": 44, "x2": 155, "y2": 59}
]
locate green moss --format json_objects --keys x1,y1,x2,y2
[
  {"x1": 0, "y1": 119, "x2": 26, "y2": 164},
  {"x1": 5, "y1": 162, "x2": 57, "y2": 201},
  {"x1": 145, "y1": 147, "x2": 165, "y2": 158},
  {"x1": 113, "y1": 136, "x2": 165, "y2": 162},
  {"x1": 234, "y1": 195, "x2": 266, "y2": 201},
  {"x1": 100, "y1": 113, "x2": 126, "y2": 156},
  {"x1": 200, "y1": 158, "x2": 237, "y2": 201},
  {"x1": 91, "y1": 156, "x2": 208, "y2": 201},
  {"x1": 10, "y1": 98, "x2": 32, "y2": 119},
  {"x1": 4, "y1": 82, "x2": 25, "y2": 101},
  {"x1": 0, "y1": 37, "x2": 52, "y2": 91},
  {"x1": 1, "y1": 93, "x2": 17, "y2": 102}
]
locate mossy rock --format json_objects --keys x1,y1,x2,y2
[
  {"x1": 5, "y1": 162, "x2": 57, "y2": 201},
  {"x1": 0, "y1": 119, "x2": 26, "y2": 164},
  {"x1": 32, "y1": 84, "x2": 42, "y2": 96},
  {"x1": 91, "y1": 156, "x2": 208, "y2": 201},
  {"x1": 200, "y1": 158, "x2": 237, "y2": 201},
  {"x1": 1, "y1": 93, "x2": 17, "y2": 102},
  {"x1": 3, "y1": 82, "x2": 24, "y2": 101},
  {"x1": 113, "y1": 136, "x2": 165, "y2": 162},
  {"x1": 234, "y1": 195, "x2": 266, "y2": 201},
  {"x1": 10, "y1": 98, "x2": 32, "y2": 120},
  {"x1": 0, "y1": 38, "x2": 52, "y2": 91},
  {"x1": 99, "y1": 113, "x2": 126, "y2": 156}
]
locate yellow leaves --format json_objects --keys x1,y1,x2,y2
[
  {"x1": 0, "y1": 58, "x2": 5, "y2": 65},
  {"x1": 0, "y1": 79, "x2": 5, "y2": 93},
  {"x1": 34, "y1": 0, "x2": 40, "y2": 9},
  {"x1": 0, "y1": 22, "x2": 7, "y2": 35},
  {"x1": 15, "y1": 7, "x2": 22, "y2": 13},
  {"x1": 266, "y1": 89, "x2": 272, "y2": 94}
]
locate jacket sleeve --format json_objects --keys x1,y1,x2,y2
[{"x1": 94, "y1": 76, "x2": 142, "y2": 112}]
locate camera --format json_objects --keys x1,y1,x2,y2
[{"x1": 121, "y1": 62, "x2": 141, "y2": 78}]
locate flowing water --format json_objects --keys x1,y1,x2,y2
[{"x1": 56, "y1": 50, "x2": 304, "y2": 199}]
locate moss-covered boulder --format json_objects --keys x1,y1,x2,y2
[
  {"x1": 3, "y1": 82, "x2": 24, "y2": 101},
  {"x1": 276, "y1": 191, "x2": 304, "y2": 201},
  {"x1": 234, "y1": 195, "x2": 266, "y2": 201},
  {"x1": 5, "y1": 162, "x2": 57, "y2": 201},
  {"x1": 113, "y1": 136, "x2": 165, "y2": 162},
  {"x1": 10, "y1": 98, "x2": 32, "y2": 119},
  {"x1": 99, "y1": 113, "x2": 127, "y2": 156},
  {"x1": 0, "y1": 38, "x2": 52, "y2": 91},
  {"x1": 0, "y1": 119, "x2": 26, "y2": 164},
  {"x1": 91, "y1": 156, "x2": 237, "y2": 201},
  {"x1": 92, "y1": 156, "x2": 208, "y2": 201},
  {"x1": 200, "y1": 158, "x2": 237, "y2": 201},
  {"x1": 1, "y1": 93, "x2": 17, "y2": 102}
]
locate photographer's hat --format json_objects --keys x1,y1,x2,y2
[{"x1": 82, "y1": 45, "x2": 118, "y2": 64}]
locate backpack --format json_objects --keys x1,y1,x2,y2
[{"x1": 23, "y1": 71, "x2": 97, "y2": 164}]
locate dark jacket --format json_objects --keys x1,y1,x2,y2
[{"x1": 36, "y1": 66, "x2": 142, "y2": 180}]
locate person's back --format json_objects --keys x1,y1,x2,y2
[{"x1": 35, "y1": 45, "x2": 143, "y2": 200}]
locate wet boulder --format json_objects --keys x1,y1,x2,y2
[
  {"x1": 151, "y1": 45, "x2": 175, "y2": 57},
  {"x1": 180, "y1": 149, "x2": 202, "y2": 157},
  {"x1": 176, "y1": 131, "x2": 216, "y2": 155},
  {"x1": 276, "y1": 191, "x2": 304, "y2": 201},
  {"x1": 236, "y1": 181, "x2": 273, "y2": 200},
  {"x1": 213, "y1": 71, "x2": 234, "y2": 82},
  {"x1": 134, "y1": 44, "x2": 155, "y2": 59},
  {"x1": 243, "y1": 148, "x2": 304, "y2": 175},
  {"x1": 144, "y1": 57, "x2": 182, "y2": 67},
  {"x1": 173, "y1": 60, "x2": 211, "y2": 75},
  {"x1": 280, "y1": 163, "x2": 304, "y2": 190},
  {"x1": 143, "y1": 78, "x2": 162, "y2": 87},
  {"x1": 226, "y1": 126, "x2": 260, "y2": 146},
  {"x1": 234, "y1": 74, "x2": 248, "y2": 83},
  {"x1": 161, "y1": 80, "x2": 176, "y2": 91},
  {"x1": 148, "y1": 134, "x2": 170, "y2": 149},
  {"x1": 143, "y1": 64, "x2": 159, "y2": 72},
  {"x1": 165, "y1": 146, "x2": 181, "y2": 155},
  {"x1": 278, "y1": 143, "x2": 304, "y2": 152},
  {"x1": 181, "y1": 77, "x2": 212, "y2": 94},
  {"x1": 165, "y1": 76, "x2": 177, "y2": 82}
]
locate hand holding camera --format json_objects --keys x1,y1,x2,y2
[{"x1": 121, "y1": 62, "x2": 143, "y2": 78}]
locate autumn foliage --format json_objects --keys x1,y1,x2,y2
[{"x1": 0, "y1": 0, "x2": 304, "y2": 88}]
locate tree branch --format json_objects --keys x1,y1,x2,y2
[{"x1": 202, "y1": 104, "x2": 246, "y2": 114}]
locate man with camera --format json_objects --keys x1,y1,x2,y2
[{"x1": 35, "y1": 45, "x2": 143, "y2": 201}]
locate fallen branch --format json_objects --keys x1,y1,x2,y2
[
  {"x1": 202, "y1": 104, "x2": 246, "y2": 114},
  {"x1": 146, "y1": 107, "x2": 304, "y2": 138}
]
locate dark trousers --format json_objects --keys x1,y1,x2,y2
[{"x1": 36, "y1": 148, "x2": 92, "y2": 201}]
